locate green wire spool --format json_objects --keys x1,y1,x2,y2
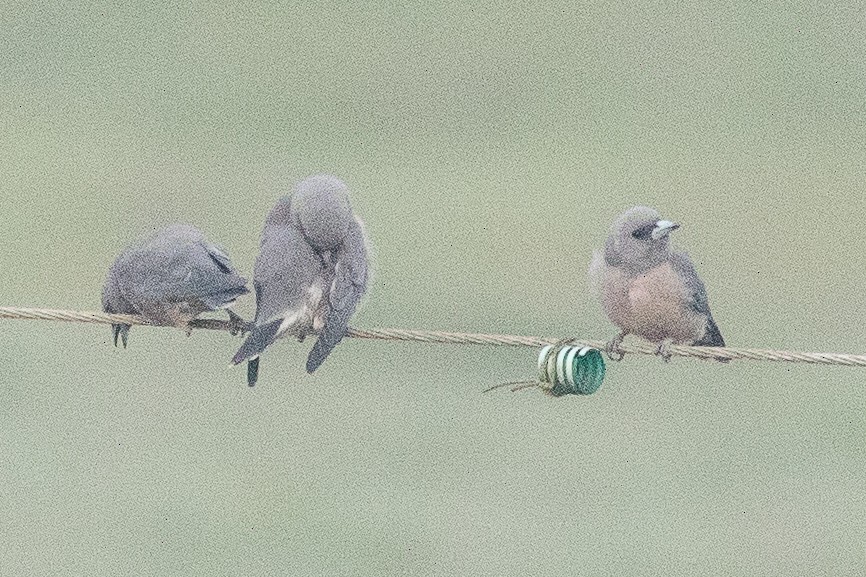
[{"x1": 537, "y1": 344, "x2": 606, "y2": 396}]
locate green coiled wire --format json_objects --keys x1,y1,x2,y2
[{"x1": 537, "y1": 344, "x2": 606, "y2": 396}]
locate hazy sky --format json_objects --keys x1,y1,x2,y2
[{"x1": 1, "y1": 2, "x2": 864, "y2": 575}]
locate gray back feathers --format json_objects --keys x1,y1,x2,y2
[
  {"x1": 252, "y1": 198, "x2": 325, "y2": 326},
  {"x1": 102, "y1": 224, "x2": 249, "y2": 345},
  {"x1": 669, "y1": 251, "x2": 725, "y2": 347}
]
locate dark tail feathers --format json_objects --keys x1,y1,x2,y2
[
  {"x1": 306, "y1": 340, "x2": 336, "y2": 374},
  {"x1": 696, "y1": 316, "x2": 725, "y2": 347},
  {"x1": 232, "y1": 321, "x2": 283, "y2": 386},
  {"x1": 305, "y1": 309, "x2": 351, "y2": 373},
  {"x1": 231, "y1": 320, "x2": 282, "y2": 366},
  {"x1": 696, "y1": 316, "x2": 728, "y2": 362},
  {"x1": 247, "y1": 357, "x2": 260, "y2": 387}
]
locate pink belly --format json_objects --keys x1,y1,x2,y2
[{"x1": 603, "y1": 263, "x2": 705, "y2": 343}]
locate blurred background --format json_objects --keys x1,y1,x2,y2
[{"x1": 1, "y1": 1, "x2": 864, "y2": 575}]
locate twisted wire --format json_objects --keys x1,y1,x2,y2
[{"x1": 1, "y1": 306, "x2": 865, "y2": 366}]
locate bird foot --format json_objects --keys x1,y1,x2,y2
[
  {"x1": 605, "y1": 332, "x2": 627, "y2": 361},
  {"x1": 655, "y1": 339, "x2": 674, "y2": 363},
  {"x1": 226, "y1": 310, "x2": 252, "y2": 336},
  {"x1": 296, "y1": 328, "x2": 315, "y2": 343}
]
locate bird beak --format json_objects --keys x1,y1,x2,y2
[{"x1": 651, "y1": 220, "x2": 680, "y2": 240}]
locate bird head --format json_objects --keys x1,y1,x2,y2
[
  {"x1": 291, "y1": 174, "x2": 353, "y2": 252},
  {"x1": 605, "y1": 206, "x2": 680, "y2": 272}
]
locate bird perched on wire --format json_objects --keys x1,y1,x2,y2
[
  {"x1": 231, "y1": 174, "x2": 370, "y2": 386},
  {"x1": 589, "y1": 206, "x2": 725, "y2": 361},
  {"x1": 102, "y1": 224, "x2": 249, "y2": 347}
]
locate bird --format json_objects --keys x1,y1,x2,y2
[
  {"x1": 589, "y1": 206, "x2": 725, "y2": 360},
  {"x1": 102, "y1": 224, "x2": 249, "y2": 347},
  {"x1": 231, "y1": 174, "x2": 370, "y2": 386}
]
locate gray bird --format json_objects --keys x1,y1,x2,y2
[
  {"x1": 589, "y1": 206, "x2": 725, "y2": 359},
  {"x1": 231, "y1": 174, "x2": 370, "y2": 385},
  {"x1": 102, "y1": 224, "x2": 249, "y2": 346}
]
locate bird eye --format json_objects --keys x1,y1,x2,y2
[{"x1": 631, "y1": 224, "x2": 655, "y2": 240}]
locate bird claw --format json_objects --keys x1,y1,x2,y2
[
  {"x1": 655, "y1": 340, "x2": 674, "y2": 363},
  {"x1": 296, "y1": 328, "x2": 314, "y2": 343},
  {"x1": 226, "y1": 310, "x2": 251, "y2": 336},
  {"x1": 605, "y1": 332, "x2": 627, "y2": 361}
]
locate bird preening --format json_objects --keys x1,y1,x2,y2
[
  {"x1": 103, "y1": 174, "x2": 370, "y2": 386},
  {"x1": 103, "y1": 182, "x2": 726, "y2": 387},
  {"x1": 101, "y1": 224, "x2": 250, "y2": 348},
  {"x1": 229, "y1": 174, "x2": 370, "y2": 385}
]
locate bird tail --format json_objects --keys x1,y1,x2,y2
[
  {"x1": 231, "y1": 320, "x2": 282, "y2": 366},
  {"x1": 247, "y1": 357, "x2": 260, "y2": 387},
  {"x1": 696, "y1": 316, "x2": 725, "y2": 347},
  {"x1": 696, "y1": 316, "x2": 729, "y2": 363},
  {"x1": 306, "y1": 308, "x2": 351, "y2": 373},
  {"x1": 232, "y1": 320, "x2": 283, "y2": 386}
]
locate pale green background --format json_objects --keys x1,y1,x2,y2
[{"x1": 1, "y1": 2, "x2": 865, "y2": 575}]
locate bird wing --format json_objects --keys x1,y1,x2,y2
[
  {"x1": 190, "y1": 241, "x2": 250, "y2": 308},
  {"x1": 231, "y1": 223, "x2": 325, "y2": 367},
  {"x1": 306, "y1": 217, "x2": 369, "y2": 373},
  {"x1": 251, "y1": 223, "x2": 324, "y2": 325},
  {"x1": 117, "y1": 238, "x2": 247, "y2": 310},
  {"x1": 102, "y1": 264, "x2": 137, "y2": 314},
  {"x1": 669, "y1": 251, "x2": 725, "y2": 346}
]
